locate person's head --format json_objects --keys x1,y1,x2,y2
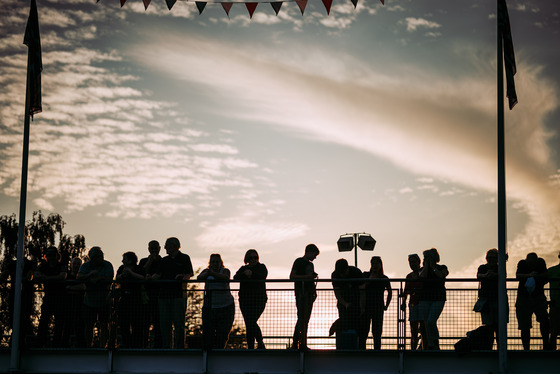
[
  {"x1": 334, "y1": 258, "x2": 349, "y2": 276},
  {"x1": 70, "y1": 257, "x2": 82, "y2": 273},
  {"x1": 304, "y1": 244, "x2": 320, "y2": 261},
  {"x1": 164, "y1": 237, "x2": 180, "y2": 257},
  {"x1": 486, "y1": 248, "x2": 498, "y2": 266},
  {"x1": 209, "y1": 253, "x2": 224, "y2": 271},
  {"x1": 88, "y1": 246, "x2": 104, "y2": 266},
  {"x1": 423, "y1": 248, "x2": 440, "y2": 263},
  {"x1": 408, "y1": 254, "x2": 421, "y2": 271},
  {"x1": 370, "y1": 256, "x2": 384, "y2": 275},
  {"x1": 44, "y1": 246, "x2": 59, "y2": 264},
  {"x1": 148, "y1": 240, "x2": 160, "y2": 256},
  {"x1": 122, "y1": 251, "x2": 138, "y2": 266},
  {"x1": 526, "y1": 252, "x2": 539, "y2": 268},
  {"x1": 244, "y1": 249, "x2": 259, "y2": 265}
]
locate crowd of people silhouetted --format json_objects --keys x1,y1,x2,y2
[{"x1": 3, "y1": 239, "x2": 560, "y2": 351}]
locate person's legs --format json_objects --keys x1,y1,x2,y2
[
  {"x1": 293, "y1": 293, "x2": 314, "y2": 349},
  {"x1": 158, "y1": 298, "x2": 172, "y2": 348},
  {"x1": 213, "y1": 303, "x2": 235, "y2": 348},
  {"x1": 371, "y1": 308, "x2": 384, "y2": 350},
  {"x1": 240, "y1": 301, "x2": 257, "y2": 349},
  {"x1": 171, "y1": 297, "x2": 186, "y2": 349},
  {"x1": 422, "y1": 300, "x2": 444, "y2": 349},
  {"x1": 516, "y1": 300, "x2": 533, "y2": 350}
]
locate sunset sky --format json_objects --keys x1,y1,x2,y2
[{"x1": 0, "y1": 0, "x2": 559, "y2": 280}]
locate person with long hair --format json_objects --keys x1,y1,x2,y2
[
  {"x1": 361, "y1": 256, "x2": 392, "y2": 350},
  {"x1": 418, "y1": 248, "x2": 448, "y2": 350},
  {"x1": 198, "y1": 253, "x2": 235, "y2": 349},
  {"x1": 234, "y1": 249, "x2": 268, "y2": 349},
  {"x1": 401, "y1": 254, "x2": 426, "y2": 350}
]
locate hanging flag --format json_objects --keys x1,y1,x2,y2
[
  {"x1": 143, "y1": 0, "x2": 151, "y2": 10},
  {"x1": 23, "y1": 0, "x2": 42, "y2": 118},
  {"x1": 271, "y1": 2, "x2": 282, "y2": 16},
  {"x1": 246, "y1": 2, "x2": 258, "y2": 18},
  {"x1": 498, "y1": 0, "x2": 517, "y2": 110},
  {"x1": 322, "y1": 0, "x2": 332, "y2": 15},
  {"x1": 296, "y1": 0, "x2": 307, "y2": 15},
  {"x1": 380, "y1": 0, "x2": 384, "y2": 4},
  {"x1": 196, "y1": 2, "x2": 207, "y2": 14},
  {"x1": 120, "y1": 0, "x2": 127, "y2": 7},
  {"x1": 165, "y1": 0, "x2": 177, "y2": 10},
  {"x1": 351, "y1": 0, "x2": 358, "y2": 8},
  {"x1": 221, "y1": 2, "x2": 233, "y2": 17}
]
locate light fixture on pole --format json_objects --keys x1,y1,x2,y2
[{"x1": 337, "y1": 232, "x2": 376, "y2": 267}]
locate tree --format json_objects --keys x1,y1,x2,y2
[{"x1": 0, "y1": 211, "x2": 87, "y2": 345}]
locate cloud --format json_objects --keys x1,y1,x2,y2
[{"x1": 404, "y1": 17, "x2": 441, "y2": 32}]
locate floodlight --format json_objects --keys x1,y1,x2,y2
[
  {"x1": 337, "y1": 236, "x2": 354, "y2": 252},
  {"x1": 357, "y1": 235, "x2": 376, "y2": 251}
]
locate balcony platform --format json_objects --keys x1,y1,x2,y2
[{"x1": 1, "y1": 348, "x2": 559, "y2": 374}]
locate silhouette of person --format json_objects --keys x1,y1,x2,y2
[
  {"x1": 198, "y1": 253, "x2": 235, "y2": 349},
  {"x1": 62, "y1": 257, "x2": 85, "y2": 347},
  {"x1": 77, "y1": 246, "x2": 114, "y2": 348},
  {"x1": 331, "y1": 259, "x2": 363, "y2": 336},
  {"x1": 233, "y1": 249, "x2": 268, "y2": 349},
  {"x1": 139, "y1": 240, "x2": 162, "y2": 348},
  {"x1": 401, "y1": 254, "x2": 426, "y2": 350},
  {"x1": 150, "y1": 237, "x2": 193, "y2": 349},
  {"x1": 35, "y1": 246, "x2": 67, "y2": 347},
  {"x1": 290, "y1": 243, "x2": 320, "y2": 351},
  {"x1": 548, "y1": 252, "x2": 560, "y2": 350},
  {"x1": 418, "y1": 248, "x2": 448, "y2": 350},
  {"x1": 360, "y1": 256, "x2": 391, "y2": 350},
  {"x1": 116, "y1": 251, "x2": 145, "y2": 348},
  {"x1": 476, "y1": 248, "x2": 506, "y2": 347},
  {"x1": 515, "y1": 252, "x2": 550, "y2": 350}
]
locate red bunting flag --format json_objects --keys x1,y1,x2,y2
[
  {"x1": 296, "y1": 0, "x2": 307, "y2": 15},
  {"x1": 271, "y1": 2, "x2": 282, "y2": 16},
  {"x1": 23, "y1": 0, "x2": 42, "y2": 118},
  {"x1": 165, "y1": 0, "x2": 177, "y2": 10},
  {"x1": 322, "y1": 0, "x2": 333, "y2": 15},
  {"x1": 351, "y1": 0, "x2": 358, "y2": 8},
  {"x1": 246, "y1": 2, "x2": 258, "y2": 18},
  {"x1": 221, "y1": 2, "x2": 233, "y2": 17},
  {"x1": 196, "y1": 2, "x2": 207, "y2": 14},
  {"x1": 120, "y1": 0, "x2": 126, "y2": 7},
  {"x1": 498, "y1": 0, "x2": 517, "y2": 109},
  {"x1": 143, "y1": 0, "x2": 151, "y2": 10},
  {"x1": 380, "y1": 0, "x2": 384, "y2": 4}
]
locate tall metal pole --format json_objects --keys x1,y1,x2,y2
[
  {"x1": 10, "y1": 72, "x2": 32, "y2": 373},
  {"x1": 497, "y1": 1, "x2": 508, "y2": 372}
]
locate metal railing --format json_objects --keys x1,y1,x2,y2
[{"x1": 0, "y1": 279, "x2": 554, "y2": 351}]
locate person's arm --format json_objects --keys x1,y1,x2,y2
[
  {"x1": 433, "y1": 264, "x2": 448, "y2": 279},
  {"x1": 385, "y1": 279, "x2": 392, "y2": 310},
  {"x1": 210, "y1": 268, "x2": 230, "y2": 281},
  {"x1": 252, "y1": 264, "x2": 268, "y2": 280},
  {"x1": 233, "y1": 266, "x2": 247, "y2": 280},
  {"x1": 177, "y1": 256, "x2": 194, "y2": 280}
]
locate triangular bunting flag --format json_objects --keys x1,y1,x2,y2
[
  {"x1": 271, "y1": 2, "x2": 282, "y2": 16},
  {"x1": 221, "y1": 2, "x2": 233, "y2": 17},
  {"x1": 165, "y1": 0, "x2": 177, "y2": 10},
  {"x1": 321, "y1": 0, "x2": 332, "y2": 15},
  {"x1": 296, "y1": 0, "x2": 307, "y2": 15},
  {"x1": 380, "y1": 0, "x2": 385, "y2": 4},
  {"x1": 120, "y1": 0, "x2": 126, "y2": 7},
  {"x1": 246, "y1": 2, "x2": 258, "y2": 19},
  {"x1": 351, "y1": 0, "x2": 358, "y2": 8},
  {"x1": 196, "y1": 2, "x2": 207, "y2": 15},
  {"x1": 143, "y1": 0, "x2": 151, "y2": 10}
]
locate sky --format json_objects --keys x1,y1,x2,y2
[{"x1": 0, "y1": 0, "x2": 559, "y2": 281}]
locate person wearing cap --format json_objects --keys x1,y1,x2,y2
[
  {"x1": 547, "y1": 252, "x2": 560, "y2": 350},
  {"x1": 290, "y1": 244, "x2": 320, "y2": 351}
]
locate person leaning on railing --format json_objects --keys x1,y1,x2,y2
[
  {"x1": 548, "y1": 252, "x2": 560, "y2": 350},
  {"x1": 233, "y1": 249, "x2": 268, "y2": 350}
]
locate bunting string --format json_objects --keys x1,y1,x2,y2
[{"x1": 103, "y1": 0, "x2": 385, "y2": 16}]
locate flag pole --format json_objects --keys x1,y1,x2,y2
[
  {"x1": 497, "y1": 1, "x2": 508, "y2": 373},
  {"x1": 9, "y1": 65, "x2": 32, "y2": 374}
]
